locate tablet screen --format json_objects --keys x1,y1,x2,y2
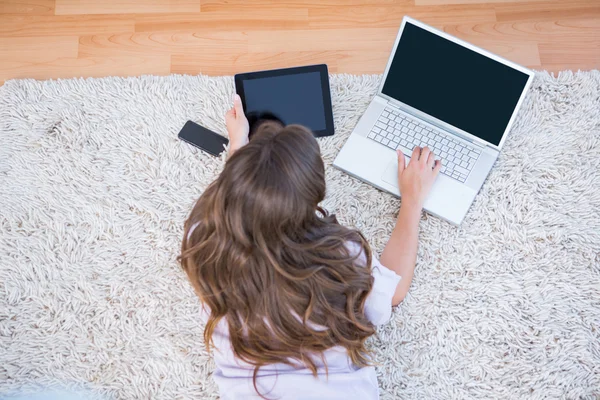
[{"x1": 241, "y1": 72, "x2": 327, "y2": 132}]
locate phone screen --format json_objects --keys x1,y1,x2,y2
[{"x1": 178, "y1": 121, "x2": 229, "y2": 156}]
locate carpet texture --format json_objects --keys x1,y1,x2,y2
[{"x1": 1, "y1": 71, "x2": 599, "y2": 400}]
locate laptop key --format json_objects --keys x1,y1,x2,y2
[
  {"x1": 382, "y1": 138, "x2": 390, "y2": 146},
  {"x1": 396, "y1": 143, "x2": 413, "y2": 156},
  {"x1": 454, "y1": 165, "x2": 469, "y2": 175},
  {"x1": 368, "y1": 131, "x2": 376, "y2": 139}
]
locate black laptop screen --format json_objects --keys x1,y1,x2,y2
[
  {"x1": 242, "y1": 72, "x2": 327, "y2": 131},
  {"x1": 381, "y1": 22, "x2": 530, "y2": 146}
]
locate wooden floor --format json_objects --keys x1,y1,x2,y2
[{"x1": 1, "y1": 0, "x2": 599, "y2": 84}]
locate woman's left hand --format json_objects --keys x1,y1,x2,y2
[{"x1": 225, "y1": 94, "x2": 250, "y2": 154}]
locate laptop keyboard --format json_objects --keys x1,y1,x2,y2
[{"x1": 367, "y1": 107, "x2": 482, "y2": 183}]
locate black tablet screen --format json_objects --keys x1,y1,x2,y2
[{"x1": 242, "y1": 72, "x2": 327, "y2": 131}]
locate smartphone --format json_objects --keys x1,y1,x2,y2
[{"x1": 178, "y1": 120, "x2": 229, "y2": 156}]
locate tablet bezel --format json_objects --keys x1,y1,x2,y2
[{"x1": 234, "y1": 64, "x2": 335, "y2": 138}]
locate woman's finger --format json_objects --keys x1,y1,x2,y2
[
  {"x1": 433, "y1": 160, "x2": 442, "y2": 176},
  {"x1": 427, "y1": 151, "x2": 435, "y2": 168},
  {"x1": 397, "y1": 150, "x2": 406, "y2": 175},
  {"x1": 420, "y1": 147, "x2": 431, "y2": 164},
  {"x1": 233, "y1": 94, "x2": 244, "y2": 118},
  {"x1": 411, "y1": 146, "x2": 421, "y2": 161}
]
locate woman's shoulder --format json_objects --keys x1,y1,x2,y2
[{"x1": 348, "y1": 241, "x2": 401, "y2": 326}]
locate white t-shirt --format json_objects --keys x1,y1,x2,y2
[{"x1": 202, "y1": 244, "x2": 401, "y2": 400}]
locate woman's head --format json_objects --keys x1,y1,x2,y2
[
  {"x1": 180, "y1": 122, "x2": 375, "y2": 395},
  {"x1": 218, "y1": 122, "x2": 326, "y2": 240}
]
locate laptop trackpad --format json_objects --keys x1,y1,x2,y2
[{"x1": 381, "y1": 157, "x2": 406, "y2": 188}]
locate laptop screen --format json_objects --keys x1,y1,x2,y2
[{"x1": 381, "y1": 22, "x2": 530, "y2": 146}]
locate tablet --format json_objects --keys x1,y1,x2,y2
[{"x1": 235, "y1": 64, "x2": 335, "y2": 137}]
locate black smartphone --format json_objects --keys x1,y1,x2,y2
[{"x1": 178, "y1": 120, "x2": 229, "y2": 156}]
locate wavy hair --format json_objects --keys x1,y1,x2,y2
[{"x1": 179, "y1": 122, "x2": 375, "y2": 397}]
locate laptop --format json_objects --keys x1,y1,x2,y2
[{"x1": 333, "y1": 17, "x2": 535, "y2": 225}]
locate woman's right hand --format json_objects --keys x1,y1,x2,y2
[
  {"x1": 225, "y1": 94, "x2": 250, "y2": 154},
  {"x1": 396, "y1": 146, "x2": 442, "y2": 209}
]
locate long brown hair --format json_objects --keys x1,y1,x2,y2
[{"x1": 180, "y1": 122, "x2": 375, "y2": 396}]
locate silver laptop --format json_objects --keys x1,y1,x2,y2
[{"x1": 333, "y1": 17, "x2": 535, "y2": 225}]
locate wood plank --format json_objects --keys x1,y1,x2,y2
[
  {"x1": 135, "y1": 8, "x2": 309, "y2": 32},
  {"x1": 170, "y1": 49, "x2": 395, "y2": 76},
  {"x1": 0, "y1": 36, "x2": 78, "y2": 62},
  {"x1": 495, "y1": 0, "x2": 600, "y2": 22},
  {"x1": 539, "y1": 40, "x2": 600, "y2": 69},
  {"x1": 200, "y1": 0, "x2": 409, "y2": 8},
  {"x1": 1, "y1": 55, "x2": 171, "y2": 83},
  {"x1": 308, "y1": 5, "x2": 497, "y2": 28},
  {"x1": 54, "y1": 0, "x2": 200, "y2": 15},
  {"x1": 171, "y1": 51, "x2": 343, "y2": 75},
  {"x1": 416, "y1": 0, "x2": 546, "y2": 5},
  {"x1": 0, "y1": 15, "x2": 135, "y2": 37},
  {"x1": 336, "y1": 50, "x2": 391, "y2": 74},
  {"x1": 0, "y1": 0, "x2": 54, "y2": 15},
  {"x1": 77, "y1": 31, "x2": 247, "y2": 58},
  {"x1": 443, "y1": 19, "x2": 600, "y2": 43},
  {"x1": 533, "y1": 63, "x2": 600, "y2": 74},
  {"x1": 248, "y1": 28, "x2": 398, "y2": 52}
]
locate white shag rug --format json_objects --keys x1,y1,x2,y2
[{"x1": 1, "y1": 71, "x2": 599, "y2": 400}]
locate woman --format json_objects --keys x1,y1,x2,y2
[{"x1": 180, "y1": 95, "x2": 441, "y2": 399}]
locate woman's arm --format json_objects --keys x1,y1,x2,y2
[
  {"x1": 380, "y1": 146, "x2": 441, "y2": 306},
  {"x1": 225, "y1": 94, "x2": 249, "y2": 157}
]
